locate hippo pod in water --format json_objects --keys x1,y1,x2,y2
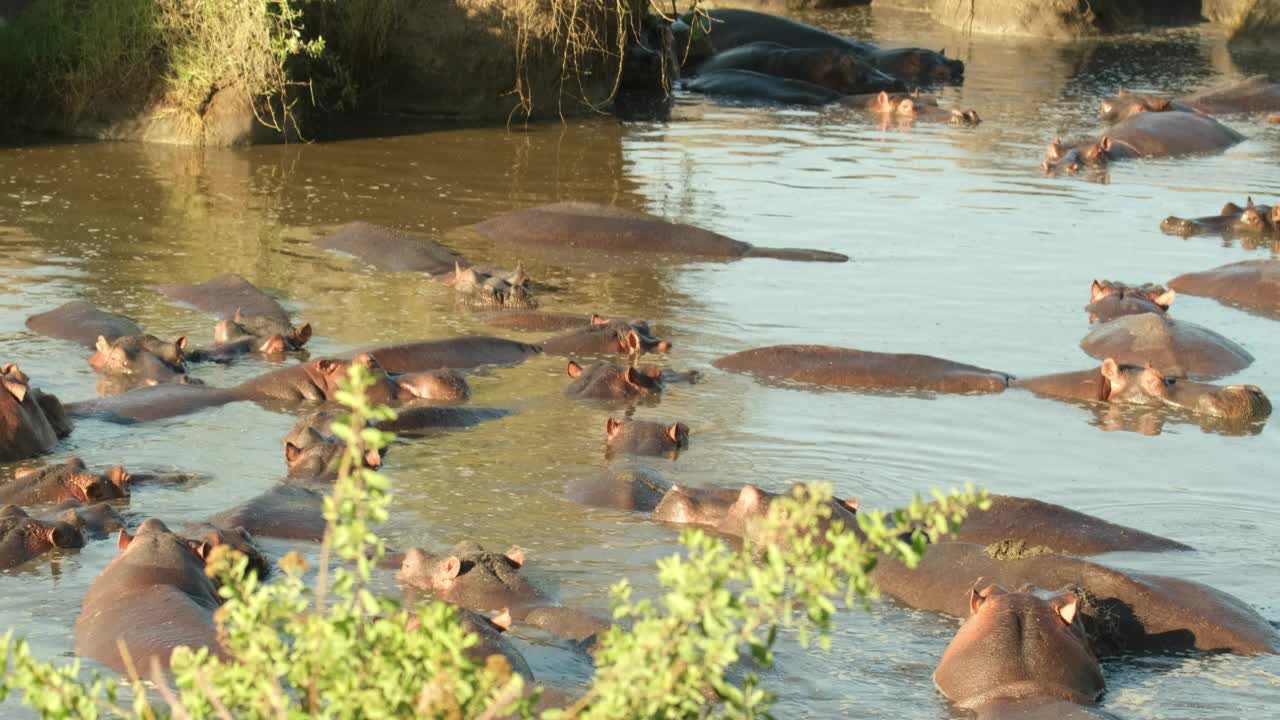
[
  {"x1": 934, "y1": 585, "x2": 1106, "y2": 719},
  {"x1": 1100, "y1": 75, "x2": 1280, "y2": 123},
  {"x1": 1169, "y1": 259, "x2": 1280, "y2": 319},
  {"x1": 1078, "y1": 312, "x2": 1253, "y2": 379},
  {"x1": 0, "y1": 363, "x2": 71, "y2": 462},
  {"x1": 473, "y1": 201, "x2": 848, "y2": 264},
  {"x1": 1085, "y1": 279, "x2": 1176, "y2": 323},
  {"x1": 153, "y1": 273, "x2": 311, "y2": 352},
  {"x1": 0, "y1": 457, "x2": 130, "y2": 506},
  {"x1": 712, "y1": 345, "x2": 1012, "y2": 395},
  {"x1": 315, "y1": 222, "x2": 539, "y2": 310},
  {"x1": 1162, "y1": 197, "x2": 1279, "y2": 238},
  {"x1": 1041, "y1": 111, "x2": 1244, "y2": 175}
]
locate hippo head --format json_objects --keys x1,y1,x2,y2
[
  {"x1": 310, "y1": 355, "x2": 400, "y2": 403},
  {"x1": 718, "y1": 483, "x2": 859, "y2": 543},
  {"x1": 1041, "y1": 136, "x2": 1113, "y2": 175},
  {"x1": 605, "y1": 417, "x2": 689, "y2": 459},
  {"x1": 398, "y1": 542, "x2": 543, "y2": 612},
  {"x1": 394, "y1": 368, "x2": 471, "y2": 403},
  {"x1": 51, "y1": 499, "x2": 126, "y2": 537},
  {"x1": 1086, "y1": 280, "x2": 1175, "y2": 323},
  {"x1": 0, "y1": 504, "x2": 84, "y2": 552},
  {"x1": 934, "y1": 585, "x2": 1103, "y2": 709},
  {"x1": 1100, "y1": 358, "x2": 1271, "y2": 421},
  {"x1": 594, "y1": 316, "x2": 672, "y2": 355},
  {"x1": 285, "y1": 426, "x2": 383, "y2": 482},
  {"x1": 652, "y1": 485, "x2": 744, "y2": 527},
  {"x1": 1098, "y1": 91, "x2": 1169, "y2": 123},
  {"x1": 15, "y1": 457, "x2": 131, "y2": 502},
  {"x1": 879, "y1": 47, "x2": 964, "y2": 84},
  {"x1": 215, "y1": 308, "x2": 311, "y2": 351},
  {"x1": 447, "y1": 262, "x2": 537, "y2": 310},
  {"x1": 1233, "y1": 198, "x2": 1278, "y2": 234},
  {"x1": 88, "y1": 334, "x2": 190, "y2": 387},
  {"x1": 566, "y1": 360, "x2": 663, "y2": 397},
  {"x1": 183, "y1": 524, "x2": 271, "y2": 581}
]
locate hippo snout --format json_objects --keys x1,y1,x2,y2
[
  {"x1": 1198, "y1": 384, "x2": 1271, "y2": 421},
  {"x1": 1160, "y1": 216, "x2": 1197, "y2": 236}
]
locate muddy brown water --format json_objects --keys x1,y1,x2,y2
[{"x1": 3, "y1": 7, "x2": 1280, "y2": 718}]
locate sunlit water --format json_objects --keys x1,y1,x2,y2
[{"x1": 2, "y1": 6, "x2": 1280, "y2": 717}]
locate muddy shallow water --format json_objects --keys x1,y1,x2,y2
[{"x1": 3, "y1": 6, "x2": 1280, "y2": 717}]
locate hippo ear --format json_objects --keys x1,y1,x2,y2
[
  {"x1": 1247, "y1": 195, "x2": 1255, "y2": 208},
  {"x1": 1151, "y1": 98, "x2": 1171, "y2": 111},
  {"x1": 174, "y1": 336, "x2": 188, "y2": 354},
  {"x1": 440, "y1": 555, "x2": 461, "y2": 579},
  {"x1": 233, "y1": 307, "x2": 245, "y2": 322},
  {"x1": 733, "y1": 484, "x2": 767, "y2": 516},
  {"x1": 48, "y1": 524, "x2": 81, "y2": 549},
  {"x1": 1046, "y1": 141, "x2": 1061, "y2": 162},
  {"x1": 667, "y1": 422, "x2": 689, "y2": 446},
  {"x1": 511, "y1": 261, "x2": 528, "y2": 287},
  {"x1": 968, "y1": 583, "x2": 1003, "y2": 615},
  {"x1": 364, "y1": 448, "x2": 382, "y2": 469},
  {"x1": 1152, "y1": 289, "x2": 1176, "y2": 309},
  {"x1": 353, "y1": 352, "x2": 378, "y2": 370},
  {"x1": 897, "y1": 99, "x2": 916, "y2": 115},
  {"x1": 259, "y1": 335, "x2": 287, "y2": 355},
  {"x1": 317, "y1": 359, "x2": 341, "y2": 375},
  {"x1": 606, "y1": 417, "x2": 622, "y2": 438},
  {"x1": 1100, "y1": 358, "x2": 1121, "y2": 381},
  {"x1": 590, "y1": 314, "x2": 609, "y2": 326},
  {"x1": 285, "y1": 442, "x2": 303, "y2": 463},
  {"x1": 624, "y1": 366, "x2": 646, "y2": 388},
  {"x1": 490, "y1": 608, "x2": 513, "y2": 631},
  {"x1": 624, "y1": 330, "x2": 642, "y2": 355},
  {"x1": 1099, "y1": 136, "x2": 1112, "y2": 153},
  {"x1": 1056, "y1": 597, "x2": 1079, "y2": 625},
  {"x1": 1089, "y1": 279, "x2": 1106, "y2": 303},
  {"x1": 876, "y1": 90, "x2": 890, "y2": 109},
  {"x1": 2, "y1": 377, "x2": 26, "y2": 402},
  {"x1": 95, "y1": 335, "x2": 111, "y2": 355},
  {"x1": 566, "y1": 361, "x2": 583, "y2": 378},
  {"x1": 453, "y1": 261, "x2": 464, "y2": 280},
  {"x1": 117, "y1": 529, "x2": 134, "y2": 550},
  {"x1": 505, "y1": 546, "x2": 525, "y2": 568},
  {"x1": 839, "y1": 496, "x2": 860, "y2": 513},
  {"x1": 106, "y1": 466, "x2": 130, "y2": 491},
  {"x1": 294, "y1": 323, "x2": 313, "y2": 345}
]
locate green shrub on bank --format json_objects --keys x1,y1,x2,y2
[{"x1": 0, "y1": 362, "x2": 986, "y2": 718}]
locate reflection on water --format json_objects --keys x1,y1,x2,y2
[{"x1": 2, "y1": 5, "x2": 1280, "y2": 718}]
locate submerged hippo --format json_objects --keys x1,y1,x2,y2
[
  {"x1": 1085, "y1": 280, "x2": 1175, "y2": 323},
  {"x1": 75, "y1": 519, "x2": 224, "y2": 674},
  {"x1": 316, "y1": 222, "x2": 538, "y2": 309},
  {"x1": 867, "y1": 47, "x2": 964, "y2": 86},
  {"x1": 398, "y1": 542, "x2": 608, "y2": 643},
  {"x1": 285, "y1": 411, "x2": 385, "y2": 482},
  {"x1": 25, "y1": 302, "x2": 143, "y2": 348},
  {"x1": 0, "y1": 457, "x2": 130, "y2": 506},
  {"x1": 682, "y1": 68, "x2": 843, "y2": 105},
  {"x1": 695, "y1": 42, "x2": 904, "y2": 95},
  {"x1": 564, "y1": 464, "x2": 673, "y2": 513},
  {"x1": 1079, "y1": 313, "x2": 1253, "y2": 379},
  {"x1": 213, "y1": 308, "x2": 311, "y2": 353},
  {"x1": 154, "y1": 273, "x2": 311, "y2": 350},
  {"x1": 234, "y1": 355, "x2": 465, "y2": 405},
  {"x1": 88, "y1": 334, "x2": 193, "y2": 394},
  {"x1": 712, "y1": 345, "x2": 1011, "y2": 394},
  {"x1": 540, "y1": 318, "x2": 671, "y2": 357},
  {"x1": 352, "y1": 336, "x2": 542, "y2": 374},
  {"x1": 44, "y1": 498, "x2": 126, "y2": 538},
  {"x1": 1161, "y1": 198, "x2": 1278, "y2": 238},
  {"x1": 653, "y1": 482, "x2": 858, "y2": 547},
  {"x1": 564, "y1": 360, "x2": 699, "y2": 401},
  {"x1": 934, "y1": 585, "x2": 1105, "y2": 719},
  {"x1": 1169, "y1": 259, "x2": 1280, "y2": 319},
  {"x1": 872, "y1": 541, "x2": 1280, "y2": 655},
  {"x1": 844, "y1": 90, "x2": 981, "y2": 126},
  {"x1": 1100, "y1": 76, "x2": 1280, "y2": 123},
  {"x1": 209, "y1": 484, "x2": 327, "y2": 543},
  {"x1": 474, "y1": 201, "x2": 848, "y2": 264},
  {"x1": 605, "y1": 417, "x2": 689, "y2": 459},
  {"x1": 477, "y1": 310, "x2": 614, "y2": 334},
  {"x1": 1, "y1": 364, "x2": 71, "y2": 462},
  {"x1": 1041, "y1": 111, "x2": 1244, "y2": 175},
  {"x1": 180, "y1": 523, "x2": 272, "y2": 581},
  {"x1": 954, "y1": 495, "x2": 1191, "y2": 555},
  {"x1": 0, "y1": 505, "x2": 83, "y2": 570},
  {"x1": 1015, "y1": 358, "x2": 1270, "y2": 423},
  {"x1": 66, "y1": 383, "x2": 238, "y2": 424},
  {"x1": 674, "y1": 8, "x2": 874, "y2": 68}
]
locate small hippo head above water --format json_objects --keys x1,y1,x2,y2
[
  {"x1": 88, "y1": 334, "x2": 190, "y2": 388},
  {"x1": 1086, "y1": 279, "x2": 1176, "y2": 323},
  {"x1": 393, "y1": 368, "x2": 471, "y2": 403},
  {"x1": 397, "y1": 542, "x2": 546, "y2": 615},
  {"x1": 1041, "y1": 135, "x2": 1119, "y2": 175},
  {"x1": 605, "y1": 417, "x2": 689, "y2": 458},
  {"x1": 653, "y1": 482, "x2": 858, "y2": 544},
  {"x1": 181, "y1": 524, "x2": 271, "y2": 581},
  {"x1": 564, "y1": 360, "x2": 664, "y2": 400},
  {"x1": 872, "y1": 47, "x2": 964, "y2": 85},
  {"x1": 1098, "y1": 89, "x2": 1180, "y2": 124},
  {"x1": 934, "y1": 585, "x2": 1103, "y2": 711},
  {"x1": 214, "y1": 308, "x2": 311, "y2": 351},
  {"x1": 1097, "y1": 359, "x2": 1268, "y2": 420},
  {"x1": 1160, "y1": 197, "x2": 1279, "y2": 238},
  {"x1": 6, "y1": 457, "x2": 131, "y2": 505},
  {"x1": 284, "y1": 409, "x2": 384, "y2": 482},
  {"x1": 445, "y1": 261, "x2": 537, "y2": 310}
]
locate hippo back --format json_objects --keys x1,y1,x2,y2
[{"x1": 1108, "y1": 111, "x2": 1244, "y2": 157}]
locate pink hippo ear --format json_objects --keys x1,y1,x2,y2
[
  {"x1": 606, "y1": 417, "x2": 622, "y2": 439},
  {"x1": 174, "y1": 336, "x2": 188, "y2": 354},
  {"x1": 259, "y1": 335, "x2": 287, "y2": 355},
  {"x1": 439, "y1": 555, "x2": 462, "y2": 580},
  {"x1": 624, "y1": 366, "x2": 649, "y2": 390},
  {"x1": 106, "y1": 466, "x2": 130, "y2": 491},
  {"x1": 839, "y1": 496, "x2": 860, "y2": 513},
  {"x1": 566, "y1": 361, "x2": 584, "y2": 378},
  {"x1": 364, "y1": 448, "x2": 382, "y2": 469},
  {"x1": 505, "y1": 546, "x2": 525, "y2": 568},
  {"x1": 285, "y1": 442, "x2": 303, "y2": 464},
  {"x1": 623, "y1": 330, "x2": 642, "y2": 355},
  {"x1": 1056, "y1": 596, "x2": 1079, "y2": 625},
  {"x1": 967, "y1": 582, "x2": 1004, "y2": 616},
  {"x1": 1099, "y1": 136, "x2": 1113, "y2": 153},
  {"x1": 1046, "y1": 139, "x2": 1062, "y2": 162},
  {"x1": 732, "y1": 484, "x2": 767, "y2": 517},
  {"x1": 1152, "y1": 289, "x2": 1176, "y2": 309},
  {"x1": 1089, "y1": 279, "x2": 1107, "y2": 303},
  {"x1": 874, "y1": 90, "x2": 891, "y2": 111},
  {"x1": 490, "y1": 608, "x2": 513, "y2": 631},
  {"x1": 2, "y1": 376, "x2": 26, "y2": 402},
  {"x1": 293, "y1": 323, "x2": 313, "y2": 345},
  {"x1": 667, "y1": 422, "x2": 689, "y2": 446},
  {"x1": 233, "y1": 307, "x2": 245, "y2": 323},
  {"x1": 316, "y1": 359, "x2": 342, "y2": 375},
  {"x1": 590, "y1": 314, "x2": 609, "y2": 326},
  {"x1": 117, "y1": 529, "x2": 134, "y2": 550},
  {"x1": 1100, "y1": 357, "x2": 1122, "y2": 382}
]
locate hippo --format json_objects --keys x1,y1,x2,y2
[
  {"x1": 1085, "y1": 280, "x2": 1175, "y2": 323},
  {"x1": 376, "y1": 402, "x2": 512, "y2": 437},
  {"x1": 871, "y1": 541, "x2": 1280, "y2": 655},
  {"x1": 284, "y1": 411, "x2": 386, "y2": 482},
  {"x1": 477, "y1": 310, "x2": 615, "y2": 334},
  {"x1": 712, "y1": 345, "x2": 1011, "y2": 395},
  {"x1": 180, "y1": 523, "x2": 272, "y2": 581},
  {"x1": 952, "y1": 495, "x2": 1191, "y2": 555},
  {"x1": 87, "y1": 334, "x2": 193, "y2": 393},
  {"x1": 680, "y1": 68, "x2": 843, "y2": 106},
  {"x1": 564, "y1": 463, "x2": 673, "y2": 512},
  {"x1": 1078, "y1": 313, "x2": 1253, "y2": 379},
  {"x1": 605, "y1": 417, "x2": 688, "y2": 459},
  {"x1": 843, "y1": 90, "x2": 981, "y2": 126},
  {"x1": 233, "y1": 355, "x2": 460, "y2": 405},
  {"x1": 153, "y1": 273, "x2": 310, "y2": 353},
  {"x1": 1015, "y1": 359, "x2": 1270, "y2": 423},
  {"x1": 352, "y1": 337, "x2": 542, "y2": 375},
  {"x1": 0, "y1": 505, "x2": 83, "y2": 570},
  {"x1": 25, "y1": 302, "x2": 143, "y2": 348},
  {"x1": 653, "y1": 482, "x2": 859, "y2": 547},
  {"x1": 213, "y1": 307, "x2": 311, "y2": 352},
  {"x1": 66, "y1": 383, "x2": 238, "y2": 423},
  {"x1": 209, "y1": 484, "x2": 327, "y2": 543},
  {"x1": 405, "y1": 608, "x2": 534, "y2": 682},
  {"x1": 316, "y1": 222, "x2": 538, "y2": 309},
  {"x1": 1041, "y1": 111, "x2": 1244, "y2": 175},
  {"x1": 694, "y1": 42, "x2": 905, "y2": 95},
  {"x1": 564, "y1": 360, "x2": 698, "y2": 401},
  {"x1": 1100, "y1": 76, "x2": 1280, "y2": 123},
  {"x1": 1161, "y1": 198, "x2": 1278, "y2": 238},
  {"x1": 43, "y1": 498, "x2": 126, "y2": 538},
  {"x1": 474, "y1": 201, "x2": 848, "y2": 264},
  {"x1": 74, "y1": 519, "x2": 224, "y2": 675},
  {"x1": 0, "y1": 364, "x2": 71, "y2": 461},
  {"x1": 673, "y1": 8, "x2": 874, "y2": 68},
  {"x1": 1169, "y1": 259, "x2": 1280, "y2": 318},
  {"x1": 398, "y1": 542, "x2": 609, "y2": 643},
  {"x1": 933, "y1": 585, "x2": 1105, "y2": 719},
  {"x1": 866, "y1": 47, "x2": 964, "y2": 86},
  {"x1": 0, "y1": 458, "x2": 130, "y2": 505},
  {"x1": 540, "y1": 318, "x2": 671, "y2": 358}
]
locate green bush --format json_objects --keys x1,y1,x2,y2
[{"x1": 0, "y1": 362, "x2": 986, "y2": 718}]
